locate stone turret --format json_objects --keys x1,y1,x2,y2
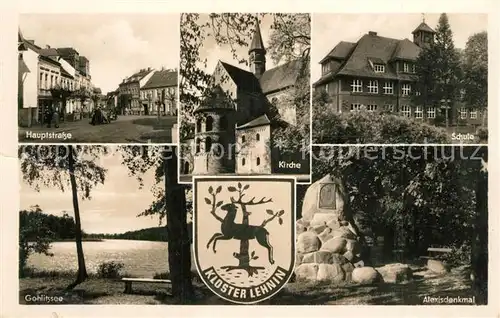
[{"x1": 248, "y1": 19, "x2": 266, "y2": 79}]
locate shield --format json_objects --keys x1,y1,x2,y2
[{"x1": 193, "y1": 177, "x2": 296, "y2": 304}]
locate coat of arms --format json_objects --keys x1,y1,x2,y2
[{"x1": 193, "y1": 177, "x2": 296, "y2": 304}]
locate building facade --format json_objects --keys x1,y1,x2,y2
[
  {"x1": 18, "y1": 29, "x2": 39, "y2": 127},
  {"x1": 140, "y1": 69, "x2": 178, "y2": 116},
  {"x1": 313, "y1": 20, "x2": 483, "y2": 127},
  {"x1": 118, "y1": 68, "x2": 156, "y2": 115},
  {"x1": 184, "y1": 21, "x2": 310, "y2": 179}
]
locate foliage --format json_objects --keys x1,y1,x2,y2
[
  {"x1": 19, "y1": 206, "x2": 55, "y2": 277},
  {"x1": 413, "y1": 13, "x2": 463, "y2": 110},
  {"x1": 312, "y1": 145, "x2": 485, "y2": 258},
  {"x1": 312, "y1": 108, "x2": 450, "y2": 144},
  {"x1": 462, "y1": 31, "x2": 488, "y2": 113},
  {"x1": 20, "y1": 207, "x2": 78, "y2": 240},
  {"x1": 179, "y1": 13, "x2": 311, "y2": 151},
  {"x1": 96, "y1": 261, "x2": 125, "y2": 279},
  {"x1": 84, "y1": 226, "x2": 194, "y2": 243}
]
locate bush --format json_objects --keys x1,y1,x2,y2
[
  {"x1": 97, "y1": 261, "x2": 125, "y2": 279},
  {"x1": 476, "y1": 127, "x2": 488, "y2": 143},
  {"x1": 313, "y1": 109, "x2": 450, "y2": 144},
  {"x1": 446, "y1": 244, "x2": 472, "y2": 268}
]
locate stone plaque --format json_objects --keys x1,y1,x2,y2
[{"x1": 318, "y1": 183, "x2": 336, "y2": 209}]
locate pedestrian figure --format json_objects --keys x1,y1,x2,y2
[
  {"x1": 52, "y1": 106, "x2": 60, "y2": 128},
  {"x1": 46, "y1": 105, "x2": 53, "y2": 128}
]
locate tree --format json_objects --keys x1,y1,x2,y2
[
  {"x1": 413, "y1": 13, "x2": 463, "y2": 126},
  {"x1": 19, "y1": 145, "x2": 108, "y2": 289},
  {"x1": 74, "y1": 87, "x2": 90, "y2": 114},
  {"x1": 462, "y1": 31, "x2": 488, "y2": 126},
  {"x1": 119, "y1": 145, "x2": 194, "y2": 302},
  {"x1": 179, "y1": 13, "x2": 311, "y2": 146},
  {"x1": 206, "y1": 182, "x2": 284, "y2": 276}
]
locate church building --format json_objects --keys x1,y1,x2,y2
[{"x1": 181, "y1": 21, "x2": 310, "y2": 181}]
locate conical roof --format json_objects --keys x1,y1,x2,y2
[{"x1": 249, "y1": 19, "x2": 266, "y2": 53}]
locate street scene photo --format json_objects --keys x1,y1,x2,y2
[
  {"x1": 312, "y1": 13, "x2": 488, "y2": 144},
  {"x1": 18, "y1": 14, "x2": 179, "y2": 143},
  {"x1": 178, "y1": 13, "x2": 311, "y2": 183}
]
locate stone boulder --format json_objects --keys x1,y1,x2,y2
[
  {"x1": 295, "y1": 263, "x2": 319, "y2": 281},
  {"x1": 376, "y1": 263, "x2": 413, "y2": 283},
  {"x1": 321, "y1": 237, "x2": 347, "y2": 254},
  {"x1": 427, "y1": 259, "x2": 449, "y2": 274},
  {"x1": 297, "y1": 231, "x2": 321, "y2": 254},
  {"x1": 352, "y1": 267, "x2": 381, "y2": 285},
  {"x1": 317, "y1": 264, "x2": 345, "y2": 283}
]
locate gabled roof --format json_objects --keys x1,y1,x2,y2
[
  {"x1": 142, "y1": 70, "x2": 177, "y2": 90},
  {"x1": 123, "y1": 69, "x2": 154, "y2": 84},
  {"x1": 40, "y1": 48, "x2": 60, "y2": 57},
  {"x1": 57, "y1": 47, "x2": 79, "y2": 56},
  {"x1": 219, "y1": 61, "x2": 262, "y2": 93},
  {"x1": 60, "y1": 67, "x2": 74, "y2": 79},
  {"x1": 259, "y1": 58, "x2": 307, "y2": 94},
  {"x1": 249, "y1": 20, "x2": 266, "y2": 53},
  {"x1": 194, "y1": 85, "x2": 236, "y2": 114},
  {"x1": 236, "y1": 114, "x2": 270, "y2": 130},
  {"x1": 412, "y1": 22, "x2": 436, "y2": 34},
  {"x1": 39, "y1": 54, "x2": 61, "y2": 66},
  {"x1": 319, "y1": 41, "x2": 356, "y2": 64},
  {"x1": 22, "y1": 40, "x2": 41, "y2": 53}
]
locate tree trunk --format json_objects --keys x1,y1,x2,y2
[
  {"x1": 382, "y1": 226, "x2": 395, "y2": 262},
  {"x1": 237, "y1": 205, "x2": 250, "y2": 267},
  {"x1": 163, "y1": 147, "x2": 194, "y2": 302},
  {"x1": 66, "y1": 145, "x2": 88, "y2": 290},
  {"x1": 472, "y1": 148, "x2": 488, "y2": 304}
]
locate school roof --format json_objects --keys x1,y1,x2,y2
[{"x1": 142, "y1": 70, "x2": 178, "y2": 90}]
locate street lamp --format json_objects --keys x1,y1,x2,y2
[{"x1": 440, "y1": 99, "x2": 451, "y2": 129}]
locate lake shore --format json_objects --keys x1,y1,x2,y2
[{"x1": 19, "y1": 265, "x2": 475, "y2": 305}]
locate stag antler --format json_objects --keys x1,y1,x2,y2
[{"x1": 231, "y1": 196, "x2": 272, "y2": 206}]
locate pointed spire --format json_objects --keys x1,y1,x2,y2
[
  {"x1": 422, "y1": 13, "x2": 425, "y2": 23},
  {"x1": 249, "y1": 17, "x2": 266, "y2": 54}
]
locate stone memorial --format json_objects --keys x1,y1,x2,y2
[{"x1": 295, "y1": 174, "x2": 380, "y2": 284}]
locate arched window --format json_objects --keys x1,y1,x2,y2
[
  {"x1": 256, "y1": 133, "x2": 260, "y2": 141},
  {"x1": 195, "y1": 138, "x2": 200, "y2": 154},
  {"x1": 205, "y1": 137, "x2": 212, "y2": 153},
  {"x1": 206, "y1": 116, "x2": 213, "y2": 132},
  {"x1": 220, "y1": 116, "x2": 228, "y2": 131},
  {"x1": 242, "y1": 158, "x2": 246, "y2": 166},
  {"x1": 241, "y1": 135, "x2": 246, "y2": 143},
  {"x1": 196, "y1": 118, "x2": 202, "y2": 133},
  {"x1": 183, "y1": 161, "x2": 190, "y2": 174},
  {"x1": 256, "y1": 157, "x2": 261, "y2": 166}
]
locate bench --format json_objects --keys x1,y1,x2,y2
[
  {"x1": 419, "y1": 247, "x2": 453, "y2": 261},
  {"x1": 121, "y1": 277, "x2": 172, "y2": 294}
]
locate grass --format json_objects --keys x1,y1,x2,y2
[
  {"x1": 19, "y1": 264, "x2": 478, "y2": 305},
  {"x1": 131, "y1": 116, "x2": 177, "y2": 130}
]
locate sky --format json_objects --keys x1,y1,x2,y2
[
  {"x1": 194, "y1": 13, "x2": 277, "y2": 74},
  {"x1": 19, "y1": 147, "x2": 161, "y2": 234},
  {"x1": 19, "y1": 14, "x2": 180, "y2": 94},
  {"x1": 311, "y1": 13, "x2": 488, "y2": 81}
]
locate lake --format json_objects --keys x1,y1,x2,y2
[{"x1": 27, "y1": 239, "x2": 194, "y2": 278}]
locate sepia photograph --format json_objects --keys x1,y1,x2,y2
[
  {"x1": 312, "y1": 13, "x2": 488, "y2": 145},
  {"x1": 18, "y1": 14, "x2": 179, "y2": 143},
  {"x1": 178, "y1": 13, "x2": 311, "y2": 183}
]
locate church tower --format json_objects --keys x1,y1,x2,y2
[
  {"x1": 249, "y1": 19, "x2": 266, "y2": 79},
  {"x1": 412, "y1": 15, "x2": 436, "y2": 48}
]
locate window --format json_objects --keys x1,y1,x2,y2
[
  {"x1": 196, "y1": 118, "x2": 202, "y2": 133},
  {"x1": 383, "y1": 82, "x2": 394, "y2": 95},
  {"x1": 351, "y1": 79, "x2": 362, "y2": 93},
  {"x1": 401, "y1": 105, "x2": 411, "y2": 117},
  {"x1": 368, "y1": 80, "x2": 378, "y2": 94},
  {"x1": 403, "y1": 62, "x2": 410, "y2": 73},
  {"x1": 350, "y1": 103, "x2": 361, "y2": 112},
  {"x1": 256, "y1": 133, "x2": 260, "y2": 141},
  {"x1": 241, "y1": 135, "x2": 246, "y2": 143},
  {"x1": 415, "y1": 106, "x2": 423, "y2": 119},
  {"x1": 45, "y1": 74, "x2": 48, "y2": 89},
  {"x1": 325, "y1": 83, "x2": 329, "y2": 93},
  {"x1": 427, "y1": 107, "x2": 436, "y2": 119},
  {"x1": 384, "y1": 104, "x2": 394, "y2": 112},
  {"x1": 256, "y1": 157, "x2": 261, "y2": 166},
  {"x1": 415, "y1": 90, "x2": 421, "y2": 96},
  {"x1": 367, "y1": 104, "x2": 377, "y2": 112},
  {"x1": 242, "y1": 158, "x2": 246, "y2": 166},
  {"x1": 401, "y1": 83, "x2": 411, "y2": 96},
  {"x1": 374, "y1": 64, "x2": 385, "y2": 73},
  {"x1": 39, "y1": 73, "x2": 43, "y2": 88},
  {"x1": 195, "y1": 138, "x2": 201, "y2": 153},
  {"x1": 322, "y1": 63, "x2": 330, "y2": 75},
  {"x1": 460, "y1": 107, "x2": 467, "y2": 119},
  {"x1": 205, "y1": 116, "x2": 213, "y2": 132},
  {"x1": 412, "y1": 64, "x2": 416, "y2": 73},
  {"x1": 205, "y1": 137, "x2": 212, "y2": 153},
  {"x1": 470, "y1": 109, "x2": 478, "y2": 119}
]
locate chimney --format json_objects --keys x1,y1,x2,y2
[
  {"x1": 368, "y1": 31, "x2": 377, "y2": 36},
  {"x1": 148, "y1": 67, "x2": 151, "y2": 71},
  {"x1": 46, "y1": 45, "x2": 51, "y2": 49}
]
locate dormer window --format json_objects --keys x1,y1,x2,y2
[
  {"x1": 374, "y1": 64, "x2": 385, "y2": 73},
  {"x1": 403, "y1": 62, "x2": 413, "y2": 73},
  {"x1": 322, "y1": 63, "x2": 331, "y2": 75}
]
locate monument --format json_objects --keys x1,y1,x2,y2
[{"x1": 295, "y1": 174, "x2": 381, "y2": 284}]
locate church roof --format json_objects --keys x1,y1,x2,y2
[
  {"x1": 249, "y1": 20, "x2": 266, "y2": 53},
  {"x1": 412, "y1": 22, "x2": 436, "y2": 34},
  {"x1": 194, "y1": 85, "x2": 236, "y2": 114},
  {"x1": 260, "y1": 58, "x2": 308, "y2": 94},
  {"x1": 236, "y1": 114, "x2": 271, "y2": 130},
  {"x1": 219, "y1": 61, "x2": 262, "y2": 93}
]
